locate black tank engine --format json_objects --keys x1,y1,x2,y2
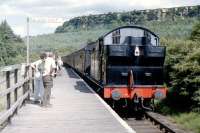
[{"x1": 62, "y1": 26, "x2": 167, "y2": 110}]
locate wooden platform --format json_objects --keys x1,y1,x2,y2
[{"x1": 1, "y1": 68, "x2": 135, "y2": 133}]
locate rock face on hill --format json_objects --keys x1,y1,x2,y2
[{"x1": 55, "y1": 5, "x2": 200, "y2": 33}]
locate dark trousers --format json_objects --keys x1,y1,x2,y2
[{"x1": 42, "y1": 75, "x2": 53, "y2": 106}]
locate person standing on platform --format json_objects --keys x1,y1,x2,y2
[
  {"x1": 58, "y1": 56, "x2": 63, "y2": 70},
  {"x1": 42, "y1": 52, "x2": 56, "y2": 107},
  {"x1": 56, "y1": 56, "x2": 63, "y2": 76},
  {"x1": 31, "y1": 53, "x2": 46, "y2": 103}
]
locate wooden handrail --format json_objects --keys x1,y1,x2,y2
[
  {"x1": 0, "y1": 64, "x2": 21, "y2": 72},
  {"x1": 0, "y1": 92, "x2": 29, "y2": 125},
  {"x1": 0, "y1": 64, "x2": 34, "y2": 126},
  {"x1": 0, "y1": 64, "x2": 21, "y2": 85},
  {"x1": 0, "y1": 78, "x2": 30, "y2": 97}
]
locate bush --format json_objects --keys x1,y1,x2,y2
[
  {"x1": 190, "y1": 20, "x2": 200, "y2": 41},
  {"x1": 161, "y1": 36, "x2": 200, "y2": 111}
]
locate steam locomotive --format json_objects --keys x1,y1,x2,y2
[{"x1": 62, "y1": 26, "x2": 167, "y2": 110}]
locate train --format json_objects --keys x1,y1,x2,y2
[{"x1": 62, "y1": 26, "x2": 167, "y2": 111}]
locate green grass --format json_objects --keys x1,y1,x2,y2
[
  {"x1": 155, "y1": 101, "x2": 200, "y2": 133},
  {"x1": 171, "y1": 112, "x2": 200, "y2": 133}
]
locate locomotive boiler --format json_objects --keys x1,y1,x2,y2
[{"x1": 62, "y1": 26, "x2": 167, "y2": 110}]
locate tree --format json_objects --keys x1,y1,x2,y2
[
  {"x1": 0, "y1": 20, "x2": 25, "y2": 66},
  {"x1": 147, "y1": 10, "x2": 158, "y2": 21},
  {"x1": 190, "y1": 20, "x2": 200, "y2": 41},
  {"x1": 163, "y1": 37, "x2": 200, "y2": 111},
  {"x1": 55, "y1": 26, "x2": 64, "y2": 33}
]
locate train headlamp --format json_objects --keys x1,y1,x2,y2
[
  {"x1": 134, "y1": 46, "x2": 140, "y2": 56},
  {"x1": 111, "y1": 90, "x2": 121, "y2": 101},
  {"x1": 154, "y1": 90, "x2": 164, "y2": 100}
]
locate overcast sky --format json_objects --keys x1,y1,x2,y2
[{"x1": 1, "y1": 0, "x2": 200, "y2": 37}]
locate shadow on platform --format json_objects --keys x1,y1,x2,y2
[
  {"x1": 74, "y1": 81, "x2": 93, "y2": 93},
  {"x1": 64, "y1": 67, "x2": 80, "y2": 79}
]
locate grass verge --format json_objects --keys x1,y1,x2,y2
[{"x1": 171, "y1": 112, "x2": 200, "y2": 133}]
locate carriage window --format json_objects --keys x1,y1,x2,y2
[
  {"x1": 154, "y1": 37, "x2": 158, "y2": 46},
  {"x1": 112, "y1": 29, "x2": 120, "y2": 44}
]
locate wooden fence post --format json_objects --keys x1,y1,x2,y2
[
  {"x1": 6, "y1": 71, "x2": 11, "y2": 122},
  {"x1": 32, "y1": 67, "x2": 35, "y2": 93},
  {"x1": 14, "y1": 69, "x2": 18, "y2": 114},
  {"x1": 23, "y1": 68, "x2": 27, "y2": 95},
  {"x1": 22, "y1": 65, "x2": 29, "y2": 103},
  {"x1": 27, "y1": 66, "x2": 30, "y2": 100}
]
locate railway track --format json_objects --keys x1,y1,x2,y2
[
  {"x1": 126, "y1": 116, "x2": 162, "y2": 133},
  {"x1": 71, "y1": 67, "x2": 189, "y2": 133},
  {"x1": 124, "y1": 111, "x2": 189, "y2": 133}
]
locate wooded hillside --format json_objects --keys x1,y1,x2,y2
[{"x1": 0, "y1": 21, "x2": 25, "y2": 66}]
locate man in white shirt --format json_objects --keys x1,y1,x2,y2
[{"x1": 42, "y1": 52, "x2": 56, "y2": 107}]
